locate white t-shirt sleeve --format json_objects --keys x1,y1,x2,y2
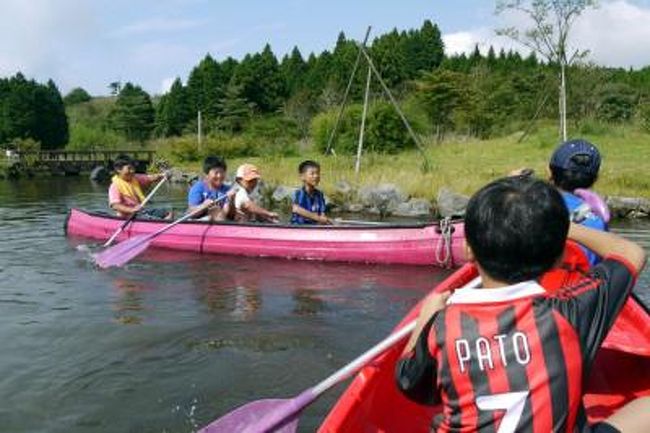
[{"x1": 234, "y1": 188, "x2": 250, "y2": 210}]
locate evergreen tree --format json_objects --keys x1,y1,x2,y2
[
  {"x1": 155, "y1": 78, "x2": 191, "y2": 137},
  {"x1": 419, "y1": 20, "x2": 444, "y2": 70},
  {"x1": 217, "y1": 83, "x2": 252, "y2": 133},
  {"x1": 109, "y1": 82, "x2": 155, "y2": 142},
  {"x1": 486, "y1": 46, "x2": 497, "y2": 69},
  {"x1": 232, "y1": 44, "x2": 286, "y2": 112},
  {"x1": 37, "y1": 80, "x2": 69, "y2": 148},
  {"x1": 330, "y1": 32, "x2": 360, "y2": 96},
  {"x1": 370, "y1": 29, "x2": 408, "y2": 88},
  {"x1": 303, "y1": 50, "x2": 334, "y2": 101},
  {"x1": 0, "y1": 73, "x2": 68, "y2": 149},
  {"x1": 469, "y1": 44, "x2": 482, "y2": 67},
  {"x1": 416, "y1": 70, "x2": 468, "y2": 137},
  {"x1": 402, "y1": 20, "x2": 445, "y2": 77},
  {"x1": 220, "y1": 57, "x2": 239, "y2": 87},
  {"x1": 187, "y1": 54, "x2": 225, "y2": 121},
  {"x1": 281, "y1": 46, "x2": 307, "y2": 94},
  {"x1": 63, "y1": 87, "x2": 92, "y2": 105}
]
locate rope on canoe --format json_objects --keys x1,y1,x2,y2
[{"x1": 435, "y1": 217, "x2": 453, "y2": 269}]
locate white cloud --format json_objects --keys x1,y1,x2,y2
[
  {"x1": 574, "y1": 0, "x2": 650, "y2": 68},
  {"x1": 110, "y1": 17, "x2": 206, "y2": 38},
  {"x1": 443, "y1": 29, "x2": 496, "y2": 55},
  {"x1": 0, "y1": 0, "x2": 94, "y2": 80},
  {"x1": 444, "y1": 0, "x2": 650, "y2": 68},
  {"x1": 160, "y1": 77, "x2": 176, "y2": 94}
]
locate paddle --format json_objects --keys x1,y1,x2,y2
[
  {"x1": 103, "y1": 174, "x2": 170, "y2": 247},
  {"x1": 94, "y1": 194, "x2": 227, "y2": 268},
  {"x1": 333, "y1": 218, "x2": 391, "y2": 226},
  {"x1": 198, "y1": 276, "x2": 482, "y2": 433}
]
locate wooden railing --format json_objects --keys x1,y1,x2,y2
[{"x1": 14, "y1": 150, "x2": 155, "y2": 163}]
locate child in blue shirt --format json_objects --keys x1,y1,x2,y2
[
  {"x1": 548, "y1": 139, "x2": 607, "y2": 264},
  {"x1": 291, "y1": 160, "x2": 331, "y2": 225},
  {"x1": 512, "y1": 139, "x2": 608, "y2": 265},
  {"x1": 187, "y1": 156, "x2": 234, "y2": 221}
]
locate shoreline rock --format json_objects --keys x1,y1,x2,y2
[{"x1": 165, "y1": 171, "x2": 649, "y2": 220}]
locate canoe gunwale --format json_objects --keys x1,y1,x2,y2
[{"x1": 72, "y1": 208, "x2": 463, "y2": 231}]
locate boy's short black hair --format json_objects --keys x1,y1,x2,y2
[
  {"x1": 114, "y1": 154, "x2": 134, "y2": 170},
  {"x1": 549, "y1": 166, "x2": 598, "y2": 191},
  {"x1": 203, "y1": 156, "x2": 227, "y2": 174},
  {"x1": 465, "y1": 176, "x2": 569, "y2": 284},
  {"x1": 298, "y1": 160, "x2": 320, "y2": 174}
]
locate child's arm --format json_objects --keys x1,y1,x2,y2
[
  {"x1": 110, "y1": 202, "x2": 139, "y2": 216},
  {"x1": 403, "y1": 292, "x2": 450, "y2": 355},
  {"x1": 291, "y1": 204, "x2": 331, "y2": 224},
  {"x1": 223, "y1": 188, "x2": 237, "y2": 220},
  {"x1": 604, "y1": 397, "x2": 650, "y2": 433},
  {"x1": 568, "y1": 223, "x2": 646, "y2": 273},
  {"x1": 242, "y1": 201, "x2": 279, "y2": 222}
]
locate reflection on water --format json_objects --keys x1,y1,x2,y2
[
  {"x1": 0, "y1": 177, "x2": 649, "y2": 433},
  {"x1": 112, "y1": 279, "x2": 148, "y2": 325}
]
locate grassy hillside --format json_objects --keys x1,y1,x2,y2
[{"x1": 157, "y1": 122, "x2": 650, "y2": 200}]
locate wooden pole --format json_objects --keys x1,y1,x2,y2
[
  {"x1": 355, "y1": 66, "x2": 372, "y2": 175},
  {"x1": 325, "y1": 26, "x2": 372, "y2": 155},
  {"x1": 359, "y1": 45, "x2": 431, "y2": 172},
  {"x1": 197, "y1": 110, "x2": 203, "y2": 151}
]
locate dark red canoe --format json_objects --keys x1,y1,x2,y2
[{"x1": 319, "y1": 244, "x2": 650, "y2": 432}]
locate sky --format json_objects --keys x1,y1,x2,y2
[{"x1": 2, "y1": 0, "x2": 650, "y2": 96}]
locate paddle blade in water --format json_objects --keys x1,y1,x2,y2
[
  {"x1": 93, "y1": 234, "x2": 152, "y2": 268},
  {"x1": 198, "y1": 398, "x2": 306, "y2": 433}
]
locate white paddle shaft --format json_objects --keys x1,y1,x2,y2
[
  {"x1": 312, "y1": 276, "x2": 482, "y2": 395},
  {"x1": 144, "y1": 194, "x2": 228, "y2": 239}
]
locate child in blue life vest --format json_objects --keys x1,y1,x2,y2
[
  {"x1": 290, "y1": 160, "x2": 331, "y2": 225},
  {"x1": 187, "y1": 156, "x2": 235, "y2": 221},
  {"x1": 513, "y1": 139, "x2": 608, "y2": 265}
]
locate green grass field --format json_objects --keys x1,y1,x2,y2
[{"x1": 160, "y1": 122, "x2": 650, "y2": 201}]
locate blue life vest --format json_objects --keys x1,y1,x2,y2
[
  {"x1": 188, "y1": 180, "x2": 230, "y2": 207},
  {"x1": 562, "y1": 191, "x2": 607, "y2": 265},
  {"x1": 291, "y1": 187, "x2": 326, "y2": 224}
]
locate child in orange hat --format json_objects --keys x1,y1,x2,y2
[{"x1": 233, "y1": 164, "x2": 279, "y2": 223}]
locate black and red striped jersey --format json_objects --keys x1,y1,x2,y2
[{"x1": 396, "y1": 255, "x2": 638, "y2": 433}]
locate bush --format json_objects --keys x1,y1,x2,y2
[
  {"x1": 596, "y1": 83, "x2": 638, "y2": 123},
  {"x1": 312, "y1": 101, "x2": 423, "y2": 154},
  {"x1": 67, "y1": 124, "x2": 123, "y2": 150},
  {"x1": 10, "y1": 138, "x2": 40, "y2": 168},
  {"x1": 639, "y1": 103, "x2": 650, "y2": 133},
  {"x1": 169, "y1": 137, "x2": 201, "y2": 162},
  {"x1": 246, "y1": 115, "x2": 301, "y2": 142},
  {"x1": 578, "y1": 118, "x2": 610, "y2": 136},
  {"x1": 201, "y1": 133, "x2": 256, "y2": 158},
  {"x1": 312, "y1": 104, "x2": 362, "y2": 154},
  {"x1": 365, "y1": 102, "x2": 415, "y2": 153}
]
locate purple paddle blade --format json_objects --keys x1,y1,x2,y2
[
  {"x1": 93, "y1": 234, "x2": 152, "y2": 268},
  {"x1": 199, "y1": 390, "x2": 315, "y2": 433}
]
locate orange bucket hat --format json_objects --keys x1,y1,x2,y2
[{"x1": 235, "y1": 164, "x2": 261, "y2": 181}]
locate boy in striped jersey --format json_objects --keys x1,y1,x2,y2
[{"x1": 397, "y1": 176, "x2": 648, "y2": 433}]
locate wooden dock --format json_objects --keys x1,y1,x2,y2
[{"x1": 2, "y1": 150, "x2": 155, "y2": 178}]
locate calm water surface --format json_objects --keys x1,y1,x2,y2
[{"x1": 1, "y1": 178, "x2": 649, "y2": 433}]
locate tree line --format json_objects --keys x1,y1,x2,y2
[
  {"x1": 3, "y1": 19, "x2": 650, "y2": 152},
  {"x1": 0, "y1": 73, "x2": 68, "y2": 150}
]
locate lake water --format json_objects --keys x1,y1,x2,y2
[{"x1": 1, "y1": 177, "x2": 649, "y2": 433}]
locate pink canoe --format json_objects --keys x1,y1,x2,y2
[{"x1": 65, "y1": 208, "x2": 466, "y2": 267}]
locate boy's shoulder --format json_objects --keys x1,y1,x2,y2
[{"x1": 189, "y1": 180, "x2": 204, "y2": 192}]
